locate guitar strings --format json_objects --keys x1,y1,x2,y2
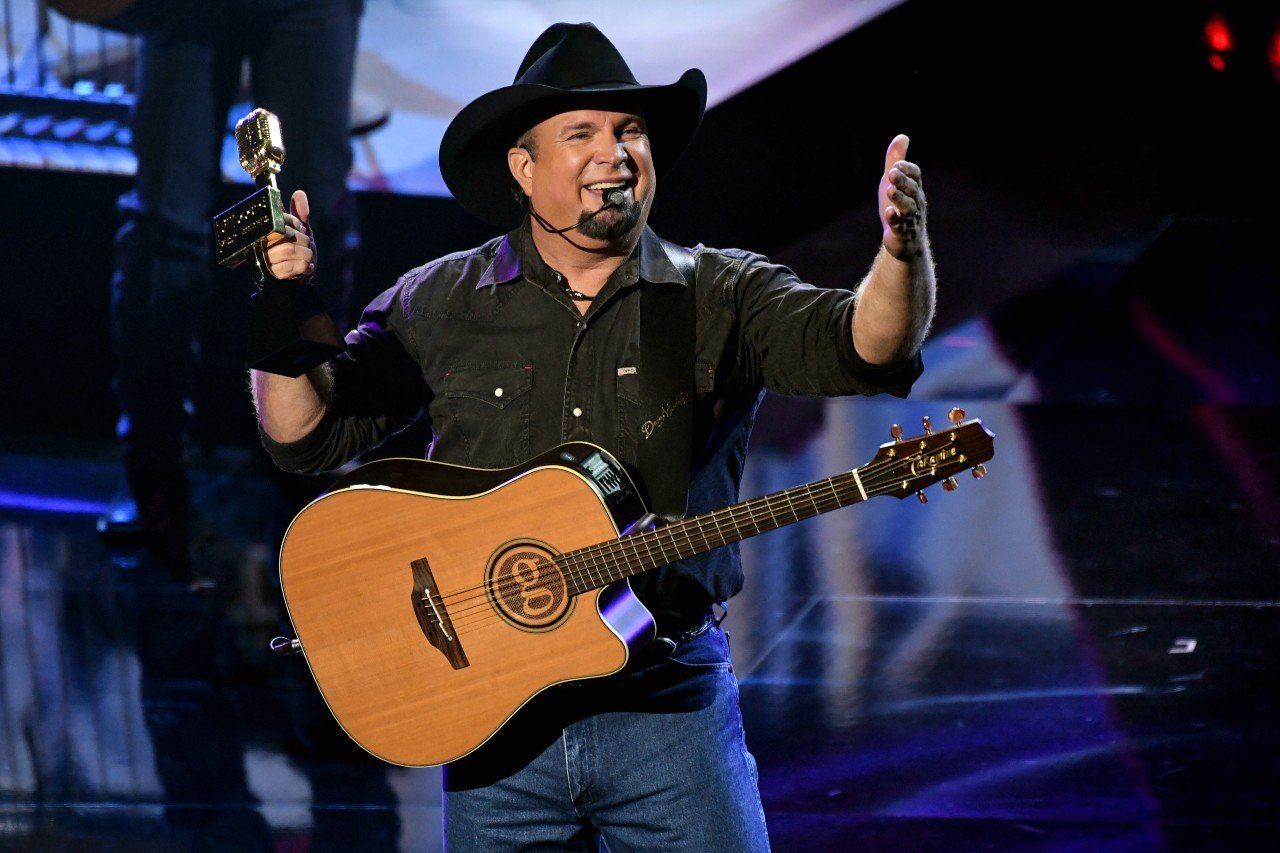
[
  {"x1": 428, "y1": 442, "x2": 966, "y2": 632},
  {"x1": 435, "y1": 463, "x2": 919, "y2": 636},
  {"x1": 431, "y1": 448, "x2": 957, "y2": 634},
  {"x1": 423, "y1": 443, "x2": 971, "y2": 634}
]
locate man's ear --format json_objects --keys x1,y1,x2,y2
[{"x1": 508, "y1": 147, "x2": 534, "y2": 198}]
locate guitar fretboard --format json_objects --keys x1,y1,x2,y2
[{"x1": 559, "y1": 468, "x2": 869, "y2": 595}]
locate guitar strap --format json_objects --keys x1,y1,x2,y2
[{"x1": 638, "y1": 241, "x2": 697, "y2": 522}]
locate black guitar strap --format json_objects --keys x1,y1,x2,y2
[{"x1": 638, "y1": 241, "x2": 697, "y2": 521}]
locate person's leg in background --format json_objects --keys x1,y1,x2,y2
[
  {"x1": 250, "y1": 0, "x2": 363, "y2": 331},
  {"x1": 101, "y1": 17, "x2": 244, "y2": 548}
]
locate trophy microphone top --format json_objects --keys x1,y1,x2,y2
[{"x1": 236, "y1": 108, "x2": 286, "y2": 188}]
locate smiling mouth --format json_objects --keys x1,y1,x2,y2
[{"x1": 585, "y1": 181, "x2": 629, "y2": 196}]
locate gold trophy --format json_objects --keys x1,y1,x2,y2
[
  {"x1": 214, "y1": 108, "x2": 287, "y2": 269},
  {"x1": 213, "y1": 108, "x2": 343, "y2": 376}
]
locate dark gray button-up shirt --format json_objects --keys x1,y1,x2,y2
[{"x1": 264, "y1": 221, "x2": 922, "y2": 629}]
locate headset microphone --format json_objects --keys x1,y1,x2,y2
[
  {"x1": 529, "y1": 186, "x2": 628, "y2": 235},
  {"x1": 601, "y1": 187, "x2": 625, "y2": 208}
]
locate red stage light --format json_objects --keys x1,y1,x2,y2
[
  {"x1": 1270, "y1": 24, "x2": 1280, "y2": 79},
  {"x1": 1205, "y1": 12, "x2": 1234, "y2": 52}
]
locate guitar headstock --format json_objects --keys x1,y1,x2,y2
[{"x1": 863, "y1": 408, "x2": 995, "y2": 502}]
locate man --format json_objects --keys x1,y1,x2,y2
[{"x1": 254, "y1": 21, "x2": 934, "y2": 851}]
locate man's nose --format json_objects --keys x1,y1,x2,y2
[{"x1": 596, "y1": 140, "x2": 628, "y2": 167}]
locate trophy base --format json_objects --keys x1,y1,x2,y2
[
  {"x1": 247, "y1": 280, "x2": 345, "y2": 377},
  {"x1": 215, "y1": 185, "x2": 286, "y2": 268}
]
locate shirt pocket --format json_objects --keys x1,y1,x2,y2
[
  {"x1": 616, "y1": 360, "x2": 717, "y2": 460},
  {"x1": 442, "y1": 363, "x2": 533, "y2": 465}
]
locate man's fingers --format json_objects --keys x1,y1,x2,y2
[
  {"x1": 885, "y1": 188, "x2": 919, "y2": 218},
  {"x1": 281, "y1": 212, "x2": 308, "y2": 233},
  {"x1": 268, "y1": 191, "x2": 316, "y2": 280},
  {"x1": 263, "y1": 223, "x2": 308, "y2": 248},
  {"x1": 885, "y1": 168, "x2": 921, "y2": 198},
  {"x1": 889, "y1": 161, "x2": 922, "y2": 184}
]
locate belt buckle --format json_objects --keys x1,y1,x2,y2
[
  {"x1": 651, "y1": 636, "x2": 679, "y2": 658},
  {"x1": 652, "y1": 610, "x2": 714, "y2": 657}
]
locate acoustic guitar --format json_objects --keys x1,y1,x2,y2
[{"x1": 278, "y1": 409, "x2": 995, "y2": 766}]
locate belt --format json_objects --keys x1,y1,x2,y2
[
  {"x1": 651, "y1": 610, "x2": 714, "y2": 657},
  {"x1": 650, "y1": 601, "x2": 727, "y2": 657}
]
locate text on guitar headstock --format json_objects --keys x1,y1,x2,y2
[{"x1": 864, "y1": 408, "x2": 995, "y2": 503}]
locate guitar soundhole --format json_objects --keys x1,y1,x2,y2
[{"x1": 486, "y1": 542, "x2": 573, "y2": 632}]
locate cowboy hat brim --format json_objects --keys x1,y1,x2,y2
[{"x1": 439, "y1": 68, "x2": 707, "y2": 232}]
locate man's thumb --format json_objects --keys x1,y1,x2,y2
[
  {"x1": 290, "y1": 189, "x2": 310, "y2": 225},
  {"x1": 884, "y1": 134, "x2": 910, "y2": 170}
]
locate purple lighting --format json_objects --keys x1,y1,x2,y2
[{"x1": 0, "y1": 490, "x2": 109, "y2": 515}]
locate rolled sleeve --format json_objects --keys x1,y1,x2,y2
[
  {"x1": 730, "y1": 251, "x2": 923, "y2": 398},
  {"x1": 259, "y1": 275, "x2": 432, "y2": 474}
]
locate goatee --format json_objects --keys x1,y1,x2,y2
[{"x1": 576, "y1": 197, "x2": 642, "y2": 241}]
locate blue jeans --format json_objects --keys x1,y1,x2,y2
[
  {"x1": 110, "y1": 0, "x2": 362, "y2": 476},
  {"x1": 443, "y1": 625, "x2": 770, "y2": 852}
]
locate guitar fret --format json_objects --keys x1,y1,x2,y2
[
  {"x1": 586, "y1": 549, "x2": 601, "y2": 591},
  {"x1": 634, "y1": 532, "x2": 654, "y2": 575},
  {"x1": 681, "y1": 520, "x2": 698, "y2": 560},
  {"x1": 591, "y1": 547, "x2": 608, "y2": 587},
  {"x1": 633, "y1": 531, "x2": 655, "y2": 574},
  {"x1": 719, "y1": 510, "x2": 736, "y2": 547},
  {"x1": 651, "y1": 530, "x2": 667, "y2": 568},
  {"x1": 646, "y1": 530, "x2": 662, "y2": 567},
  {"x1": 603, "y1": 543, "x2": 619, "y2": 584},
  {"x1": 793, "y1": 481, "x2": 814, "y2": 514},
  {"x1": 652, "y1": 528, "x2": 671, "y2": 567},
  {"x1": 574, "y1": 552, "x2": 591, "y2": 593},
  {"x1": 825, "y1": 476, "x2": 841, "y2": 510},
  {"x1": 730, "y1": 506, "x2": 749, "y2": 538}
]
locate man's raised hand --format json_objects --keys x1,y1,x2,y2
[
  {"x1": 264, "y1": 189, "x2": 317, "y2": 281},
  {"x1": 879, "y1": 134, "x2": 927, "y2": 260}
]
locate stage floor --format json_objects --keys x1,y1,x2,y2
[{"x1": 2, "y1": 211, "x2": 1277, "y2": 850}]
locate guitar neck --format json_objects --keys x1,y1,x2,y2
[{"x1": 561, "y1": 467, "x2": 869, "y2": 595}]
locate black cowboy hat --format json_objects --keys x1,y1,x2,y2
[{"x1": 439, "y1": 22, "x2": 707, "y2": 232}]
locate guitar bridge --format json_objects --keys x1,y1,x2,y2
[{"x1": 411, "y1": 558, "x2": 470, "y2": 670}]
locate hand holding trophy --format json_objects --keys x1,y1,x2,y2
[{"x1": 213, "y1": 108, "x2": 344, "y2": 377}]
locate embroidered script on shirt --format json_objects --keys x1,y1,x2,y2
[{"x1": 641, "y1": 393, "x2": 690, "y2": 439}]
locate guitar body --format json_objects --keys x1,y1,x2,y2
[{"x1": 280, "y1": 443, "x2": 655, "y2": 767}]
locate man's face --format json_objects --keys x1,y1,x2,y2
[{"x1": 511, "y1": 109, "x2": 654, "y2": 244}]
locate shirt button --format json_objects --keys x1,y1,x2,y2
[
  {"x1": 572, "y1": 407, "x2": 583, "y2": 417},
  {"x1": 494, "y1": 388, "x2": 504, "y2": 398}
]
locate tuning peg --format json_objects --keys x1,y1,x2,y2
[
  {"x1": 972, "y1": 464, "x2": 987, "y2": 479},
  {"x1": 921, "y1": 415, "x2": 932, "y2": 434},
  {"x1": 916, "y1": 491, "x2": 928, "y2": 504},
  {"x1": 948, "y1": 407, "x2": 965, "y2": 425},
  {"x1": 890, "y1": 424, "x2": 903, "y2": 442},
  {"x1": 942, "y1": 477, "x2": 958, "y2": 492}
]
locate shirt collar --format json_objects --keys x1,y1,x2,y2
[{"x1": 476, "y1": 220, "x2": 687, "y2": 290}]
